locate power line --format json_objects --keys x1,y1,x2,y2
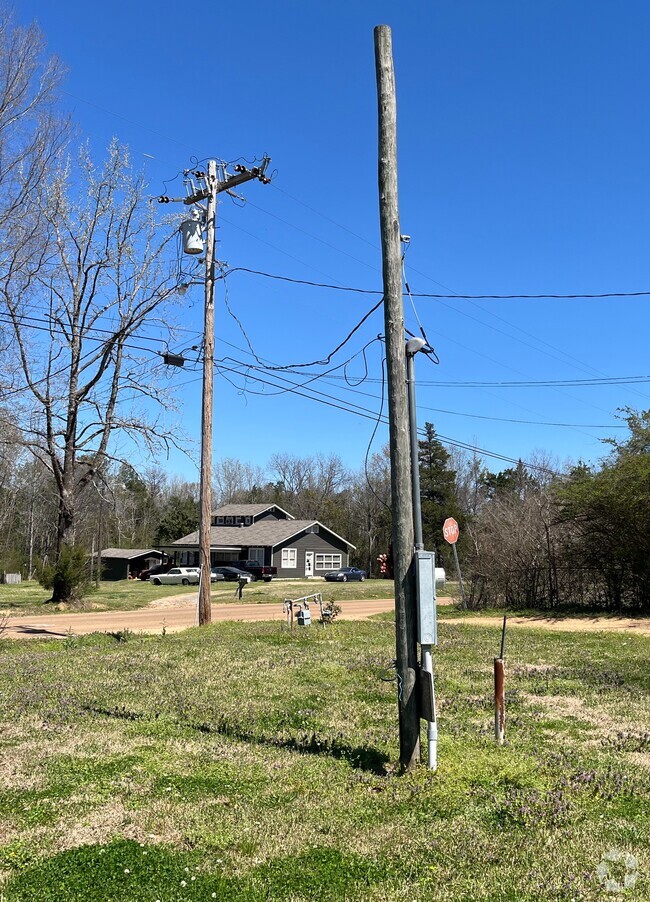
[
  {"x1": 290, "y1": 370, "x2": 650, "y2": 388},
  {"x1": 220, "y1": 265, "x2": 650, "y2": 301},
  {"x1": 211, "y1": 357, "x2": 559, "y2": 474}
]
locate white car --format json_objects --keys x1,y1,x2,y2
[{"x1": 151, "y1": 567, "x2": 200, "y2": 586}]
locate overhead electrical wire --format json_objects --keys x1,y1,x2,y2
[
  {"x1": 219, "y1": 265, "x2": 650, "y2": 301},
  {"x1": 210, "y1": 356, "x2": 559, "y2": 475}
]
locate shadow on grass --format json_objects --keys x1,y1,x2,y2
[{"x1": 86, "y1": 705, "x2": 389, "y2": 775}]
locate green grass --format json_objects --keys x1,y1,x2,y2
[
  {"x1": 0, "y1": 619, "x2": 648, "y2": 899},
  {"x1": 0, "y1": 577, "x2": 395, "y2": 616}
]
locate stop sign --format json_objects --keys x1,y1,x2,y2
[{"x1": 443, "y1": 517, "x2": 459, "y2": 544}]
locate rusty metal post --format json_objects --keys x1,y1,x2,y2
[{"x1": 494, "y1": 616, "x2": 506, "y2": 744}]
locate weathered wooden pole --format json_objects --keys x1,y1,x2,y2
[
  {"x1": 197, "y1": 160, "x2": 218, "y2": 626},
  {"x1": 375, "y1": 24, "x2": 420, "y2": 770}
]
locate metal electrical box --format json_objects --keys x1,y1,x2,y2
[{"x1": 415, "y1": 550, "x2": 437, "y2": 645}]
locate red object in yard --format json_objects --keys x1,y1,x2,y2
[{"x1": 443, "y1": 517, "x2": 459, "y2": 544}]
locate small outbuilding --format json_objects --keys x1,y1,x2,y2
[{"x1": 98, "y1": 548, "x2": 167, "y2": 581}]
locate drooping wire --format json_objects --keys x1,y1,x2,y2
[
  {"x1": 364, "y1": 353, "x2": 391, "y2": 511},
  {"x1": 401, "y1": 243, "x2": 440, "y2": 365},
  {"x1": 219, "y1": 267, "x2": 385, "y2": 371}
]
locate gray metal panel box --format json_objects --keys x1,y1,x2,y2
[{"x1": 416, "y1": 550, "x2": 437, "y2": 645}]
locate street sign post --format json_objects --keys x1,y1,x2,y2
[{"x1": 443, "y1": 517, "x2": 467, "y2": 610}]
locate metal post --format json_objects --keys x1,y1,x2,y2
[
  {"x1": 197, "y1": 160, "x2": 218, "y2": 626},
  {"x1": 407, "y1": 339, "x2": 438, "y2": 771},
  {"x1": 452, "y1": 543, "x2": 468, "y2": 610},
  {"x1": 494, "y1": 616, "x2": 507, "y2": 743}
]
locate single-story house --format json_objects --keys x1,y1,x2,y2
[
  {"x1": 170, "y1": 503, "x2": 356, "y2": 579},
  {"x1": 98, "y1": 548, "x2": 167, "y2": 581}
]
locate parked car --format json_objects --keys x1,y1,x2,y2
[
  {"x1": 221, "y1": 559, "x2": 277, "y2": 582},
  {"x1": 139, "y1": 562, "x2": 172, "y2": 581},
  {"x1": 324, "y1": 566, "x2": 366, "y2": 582},
  {"x1": 211, "y1": 566, "x2": 254, "y2": 583},
  {"x1": 151, "y1": 567, "x2": 200, "y2": 586}
]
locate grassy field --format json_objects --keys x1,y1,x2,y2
[
  {"x1": 0, "y1": 615, "x2": 648, "y2": 900},
  {"x1": 0, "y1": 578, "x2": 395, "y2": 617}
]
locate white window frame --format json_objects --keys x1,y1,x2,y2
[
  {"x1": 225, "y1": 516, "x2": 233, "y2": 524},
  {"x1": 245, "y1": 516, "x2": 252, "y2": 525},
  {"x1": 281, "y1": 547, "x2": 297, "y2": 569},
  {"x1": 315, "y1": 553, "x2": 342, "y2": 571},
  {"x1": 216, "y1": 516, "x2": 224, "y2": 524}
]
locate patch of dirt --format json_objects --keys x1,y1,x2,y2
[
  {"x1": 521, "y1": 694, "x2": 649, "y2": 749},
  {"x1": 443, "y1": 615, "x2": 650, "y2": 636}
]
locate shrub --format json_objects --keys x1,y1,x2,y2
[{"x1": 38, "y1": 545, "x2": 89, "y2": 604}]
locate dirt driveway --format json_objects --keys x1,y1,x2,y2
[
  {"x1": 4, "y1": 597, "x2": 649, "y2": 640},
  {"x1": 443, "y1": 614, "x2": 650, "y2": 637},
  {"x1": 3, "y1": 597, "x2": 398, "y2": 639}
]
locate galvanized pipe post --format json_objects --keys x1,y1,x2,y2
[{"x1": 407, "y1": 341, "x2": 438, "y2": 771}]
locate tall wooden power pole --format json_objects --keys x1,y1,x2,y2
[
  {"x1": 197, "y1": 160, "x2": 218, "y2": 625},
  {"x1": 374, "y1": 24, "x2": 421, "y2": 770},
  {"x1": 163, "y1": 158, "x2": 271, "y2": 626}
]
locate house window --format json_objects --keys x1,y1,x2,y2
[
  {"x1": 216, "y1": 516, "x2": 224, "y2": 525},
  {"x1": 315, "y1": 553, "x2": 342, "y2": 571},
  {"x1": 225, "y1": 516, "x2": 233, "y2": 524},
  {"x1": 244, "y1": 516, "x2": 251, "y2": 525},
  {"x1": 281, "y1": 548, "x2": 297, "y2": 569},
  {"x1": 235, "y1": 516, "x2": 242, "y2": 524}
]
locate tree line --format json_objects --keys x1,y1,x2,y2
[{"x1": 1, "y1": 411, "x2": 649, "y2": 614}]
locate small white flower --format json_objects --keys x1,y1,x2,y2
[
  {"x1": 180, "y1": 880, "x2": 187, "y2": 887},
  {"x1": 212, "y1": 894, "x2": 217, "y2": 899},
  {"x1": 184, "y1": 867, "x2": 190, "y2": 873},
  {"x1": 191, "y1": 875, "x2": 196, "y2": 880},
  {"x1": 124, "y1": 868, "x2": 130, "y2": 874}
]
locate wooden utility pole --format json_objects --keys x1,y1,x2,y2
[
  {"x1": 374, "y1": 24, "x2": 420, "y2": 770},
  {"x1": 163, "y1": 157, "x2": 271, "y2": 626},
  {"x1": 197, "y1": 159, "x2": 218, "y2": 626}
]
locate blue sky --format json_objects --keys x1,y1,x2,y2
[{"x1": 15, "y1": 0, "x2": 650, "y2": 478}]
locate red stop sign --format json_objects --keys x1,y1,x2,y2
[{"x1": 443, "y1": 517, "x2": 459, "y2": 544}]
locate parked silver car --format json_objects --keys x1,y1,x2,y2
[{"x1": 151, "y1": 567, "x2": 200, "y2": 586}]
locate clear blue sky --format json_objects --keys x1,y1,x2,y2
[{"x1": 15, "y1": 0, "x2": 650, "y2": 478}]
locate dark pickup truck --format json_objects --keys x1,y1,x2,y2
[{"x1": 225, "y1": 560, "x2": 277, "y2": 582}]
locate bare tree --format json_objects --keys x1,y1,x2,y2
[
  {"x1": 1, "y1": 141, "x2": 180, "y2": 597},
  {"x1": 0, "y1": 7, "x2": 68, "y2": 384},
  {"x1": 213, "y1": 457, "x2": 268, "y2": 506},
  {"x1": 269, "y1": 452, "x2": 348, "y2": 519}
]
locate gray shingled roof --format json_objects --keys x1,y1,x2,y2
[
  {"x1": 213, "y1": 503, "x2": 294, "y2": 519},
  {"x1": 173, "y1": 520, "x2": 355, "y2": 549},
  {"x1": 100, "y1": 549, "x2": 165, "y2": 560}
]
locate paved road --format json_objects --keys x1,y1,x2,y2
[{"x1": 3, "y1": 597, "x2": 399, "y2": 639}]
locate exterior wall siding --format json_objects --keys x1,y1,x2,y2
[{"x1": 273, "y1": 530, "x2": 349, "y2": 579}]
